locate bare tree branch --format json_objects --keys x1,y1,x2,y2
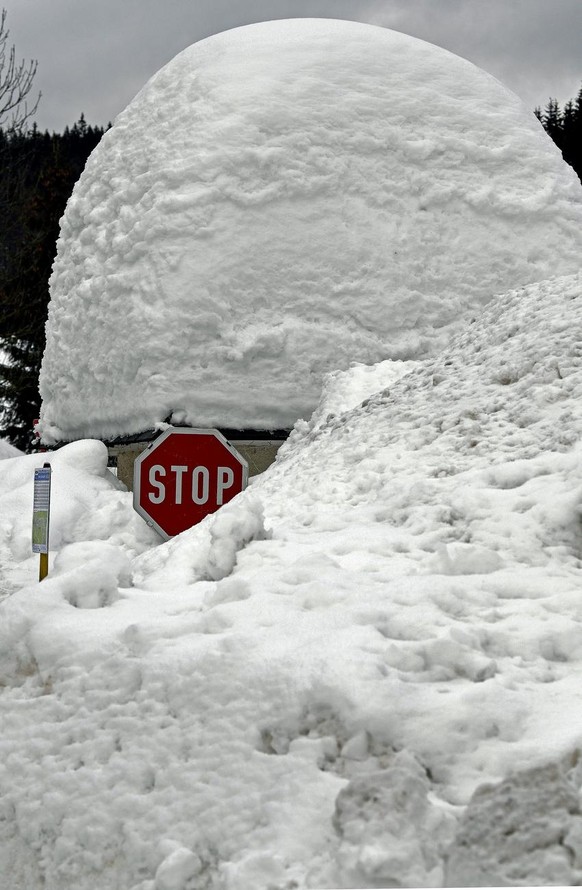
[{"x1": 0, "y1": 8, "x2": 40, "y2": 131}]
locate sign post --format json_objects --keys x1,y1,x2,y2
[
  {"x1": 32, "y1": 462, "x2": 51, "y2": 581},
  {"x1": 133, "y1": 428, "x2": 248, "y2": 539}
]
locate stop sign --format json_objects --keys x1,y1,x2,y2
[{"x1": 133, "y1": 428, "x2": 248, "y2": 539}]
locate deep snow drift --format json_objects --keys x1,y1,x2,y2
[
  {"x1": 3, "y1": 271, "x2": 582, "y2": 888},
  {"x1": 38, "y1": 18, "x2": 582, "y2": 443},
  {"x1": 0, "y1": 438, "x2": 21, "y2": 459}
]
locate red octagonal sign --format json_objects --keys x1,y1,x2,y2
[{"x1": 133, "y1": 428, "x2": 248, "y2": 539}]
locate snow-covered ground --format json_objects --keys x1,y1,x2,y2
[
  {"x1": 0, "y1": 438, "x2": 21, "y2": 459},
  {"x1": 2, "y1": 270, "x2": 582, "y2": 888}
]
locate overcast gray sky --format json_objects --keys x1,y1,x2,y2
[{"x1": 3, "y1": 0, "x2": 582, "y2": 132}]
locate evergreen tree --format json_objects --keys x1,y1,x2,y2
[
  {"x1": 537, "y1": 84, "x2": 582, "y2": 184},
  {"x1": 0, "y1": 120, "x2": 105, "y2": 449},
  {"x1": 542, "y1": 99, "x2": 563, "y2": 148}
]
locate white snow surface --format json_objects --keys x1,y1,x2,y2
[
  {"x1": 38, "y1": 18, "x2": 582, "y2": 443},
  {"x1": 0, "y1": 438, "x2": 21, "y2": 459},
  {"x1": 3, "y1": 270, "x2": 582, "y2": 887}
]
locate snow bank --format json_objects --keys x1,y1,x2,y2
[
  {"x1": 3, "y1": 271, "x2": 582, "y2": 886},
  {"x1": 0, "y1": 439, "x2": 21, "y2": 459},
  {"x1": 132, "y1": 490, "x2": 269, "y2": 588},
  {"x1": 39, "y1": 18, "x2": 582, "y2": 443},
  {"x1": 0, "y1": 440, "x2": 157, "y2": 596},
  {"x1": 303, "y1": 359, "x2": 419, "y2": 436}
]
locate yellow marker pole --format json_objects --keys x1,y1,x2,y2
[{"x1": 39, "y1": 551, "x2": 49, "y2": 582}]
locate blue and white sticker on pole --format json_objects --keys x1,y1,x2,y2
[{"x1": 32, "y1": 464, "x2": 51, "y2": 555}]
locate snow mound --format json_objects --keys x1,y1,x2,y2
[
  {"x1": 3, "y1": 272, "x2": 582, "y2": 886},
  {"x1": 304, "y1": 358, "x2": 419, "y2": 436},
  {"x1": 132, "y1": 490, "x2": 269, "y2": 589},
  {"x1": 38, "y1": 18, "x2": 582, "y2": 443},
  {"x1": 0, "y1": 440, "x2": 157, "y2": 596},
  {"x1": 267, "y1": 270, "x2": 582, "y2": 519},
  {"x1": 0, "y1": 439, "x2": 21, "y2": 459}
]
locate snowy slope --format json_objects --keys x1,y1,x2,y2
[
  {"x1": 2, "y1": 271, "x2": 582, "y2": 887},
  {"x1": 0, "y1": 439, "x2": 21, "y2": 459},
  {"x1": 38, "y1": 18, "x2": 582, "y2": 443}
]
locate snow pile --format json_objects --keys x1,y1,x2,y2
[
  {"x1": 2, "y1": 271, "x2": 582, "y2": 887},
  {"x1": 303, "y1": 358, "x2": 419, "y2": 436},
  {"x1": 38, "y1": 18, "x2": 582, "y2": 443},
  {"x1": 0, "y1": 440, "x2": 157, "y2": 596},
  {"x1": 0, "y1": 439, "x2": 21, "y2": 459},
  {"x1": 133, "y1": 490, "x2": 269, "y2": 588}
]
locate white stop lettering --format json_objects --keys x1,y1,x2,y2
[
  {"x1": 147, "y1": 463, "x2": 237, "y2": 506},
  {"x1": 191, "y1": 466, "x2": 210, "y2": 504}
]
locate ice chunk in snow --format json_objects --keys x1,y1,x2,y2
[
  {"x1": 333, "y1": 750, "x2": 456, "y2": 887},
  {"x1": 154, "y1": 841, "x2": 202, "y2": 890},
  {"x1": 446, "y1": 760, "x2": 582, "y2": 886},
  {"x1": 429, "y1": 541, "x2": 503, "y2": 575}
]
